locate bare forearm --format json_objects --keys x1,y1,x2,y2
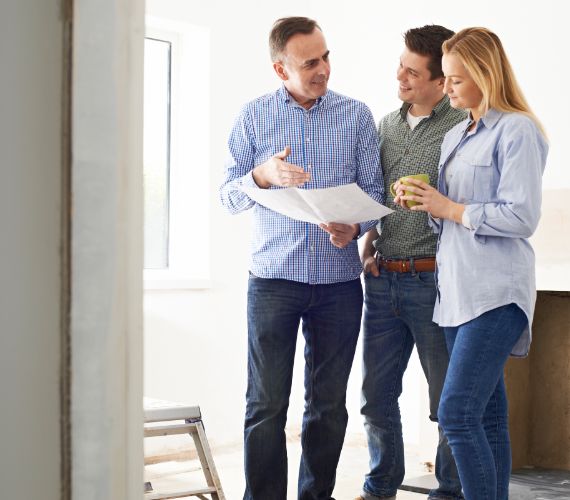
[
  {"x1": 445, "y1": 200, "x2": 465, "y2": 224},
  {"x1": 361, "y1": 227, "x2": 378, "y2": 260}
]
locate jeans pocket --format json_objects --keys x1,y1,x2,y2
[{"x1": 413, "y1": 271, "x2": 435, "y2": 285}]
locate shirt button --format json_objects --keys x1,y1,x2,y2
[
  {"x1": 310, "y1": 245, "x2": 315, "y2": 252},
  {"x1": 308, "y1": 164, "x2": 313, "y2": 169},
  {"x1": 306, "y1": 137, "x2": 311, "y2": 142}
]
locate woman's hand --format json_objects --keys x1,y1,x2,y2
[
  {"x1": 396, "y1": 177, "x2": 465, "y2": 223},
  {"x1": 392, "y1": 180, "x2": 410, "y2": 209}
]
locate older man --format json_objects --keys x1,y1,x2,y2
[{"x1": 220, "y1": 16, "x2": 383, "y2": 500}]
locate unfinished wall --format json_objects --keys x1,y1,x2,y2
[
  {"x1": 506, "y1": 292, "x2": 570, "y2": 470},
  {"x1": 71, "y1": 0, "x2": 144, "y2": 498},
  {"x1": 0, "y1": 1, "x2": 63, "y2": 498}
]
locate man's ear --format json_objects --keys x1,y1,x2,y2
[
  {"x1": 436, "y1": 76, "x2": 445, "y2": 88},
  {"x1": 273, "y1": 61, "x2": 288, "y2": 81}
]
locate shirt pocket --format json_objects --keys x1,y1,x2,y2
[{"x1": 463, "y1": 152, "x2": 494, "y2": 202}]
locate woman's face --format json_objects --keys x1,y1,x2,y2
[{"x1": 442, "y1": 53, "x2": 483, "y2": 115}]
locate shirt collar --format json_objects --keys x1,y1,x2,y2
[
  {"x1": 479, "y1": 108, "x2": 502, "y2": 129},
  {"x1": 278, "y1": 84, "x2": 328, "y2": 109},
  {"x1": 464, "y1": 108, "x2": 502, "y2": 133},
  {"x1": 399, "y1": 95, "x2": 451, "y2": 121}
]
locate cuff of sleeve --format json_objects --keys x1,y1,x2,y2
[
  {"x1": 428, "y1": 214, "x2": 441, "y2": 233},
  {"x1": 358, "y1": 221, "x2": 375, "y2": 238},
  {"x1": 461, "y1": 209, "x2": 473, "y2": 229},
  {"x1": 241, "y1": 170, "x2": 259, "y2": 189},
  {"x1": 464, "y1": 203, "x2": 486, "y2": 231}
]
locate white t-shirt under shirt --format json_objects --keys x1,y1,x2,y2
[{"x1": 406, "y1": 108, "x2": 429, "y2": 130}]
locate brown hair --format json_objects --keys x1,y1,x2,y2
[
  {"x1": 404, "y1": 25, "x2": 455, "y2": 80},
  {"x1": 269, "y1": 17, "x2": 321, "y2": 62}
]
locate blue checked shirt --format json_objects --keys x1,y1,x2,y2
[{"x1": 220, "y1": 86, "x2": 383, "y2": 284}]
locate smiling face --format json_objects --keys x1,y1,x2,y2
[
  {"x1": 442, "y1": 53, "x2": 484, "y2": 119},
  {"x1": 396, "y1": 47, "x2": 445, "y2": 114},
  {"x1": 273, "y1": 29, "x2": 330, "y2": 109}
]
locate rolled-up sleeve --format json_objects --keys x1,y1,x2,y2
[
  {"x1": 219, "y1": 106, "x2": 258, "y2": 214},
  {"x1": 465, "y1": 119, "x2": 548, "y2": 239},
  {"x1": 428, "y1": 214, "x2": 441, "y2": 233}
]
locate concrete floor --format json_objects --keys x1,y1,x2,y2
[
  {"x1": 144, "y1": 433, "x2": 567, "y2": 499},
  {"x1": 145, "y1": 431, "x2": 430, "y2": 499}
]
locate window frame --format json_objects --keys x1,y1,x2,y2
[{"x1": 143, "y1": 17, "x2": 211, "y2": 290}]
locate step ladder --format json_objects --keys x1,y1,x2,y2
[{"x1": 144, "y1": 399, "x2": 226, "y2": 500}]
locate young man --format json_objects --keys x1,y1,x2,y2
[
  {"x1": 355, "y1": 26, "x2": 466, "y2": 500},
  {"x1": 220, "y1": 17, "x2": 383, "y2": 500}
]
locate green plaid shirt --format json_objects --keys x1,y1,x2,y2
[{"x1": 374, "y1": 97, "x2": 466, "y2": 258}]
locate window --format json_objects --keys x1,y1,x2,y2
[
  {"x1": 144, "y1": 37, "x2": 171, "y2": 270},
  {"x1": 143, "y1": 18, "x2": 211, "y2": 289}
]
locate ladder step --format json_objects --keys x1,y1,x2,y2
[
  {"x1": 144, "y1": 422, "x2": 197, "y2": 437},
  {"x1": 144, "y1": 486, "x2": 217, "y2": 499},
  {"x1": 144, "y1": 405, "x2": 201, "y2": 423}
]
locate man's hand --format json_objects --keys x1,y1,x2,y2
[
  {"x1": 360, "y1": 228, "x2": 379, "y2": 276},
  {"x1": 252, "y1": 146, "x2": 310, "y2": 188},
  {"x1": 362, "y1": 255, "x2": 379, "y2": 276},
  {"x1": 319, "y1": 223, "x2": 359, "y2": 249}
]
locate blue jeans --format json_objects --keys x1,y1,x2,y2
[
  {"x1": 438, "y1": 303, "x2": 527, "y2": 500},
  {"x1": 244, "y1": 274, "x2": 363, "y2": 500},
  {"x1": 361, "y1": 271, "x2": 462, "y2": 499}
]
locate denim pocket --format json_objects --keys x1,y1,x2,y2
[{"x1": 413, "y1": 271, "x2": 435, "y2": 285}]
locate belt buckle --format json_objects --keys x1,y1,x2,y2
[{"x1": 401, "y1": 260, "x2": 406, "y2": 272}]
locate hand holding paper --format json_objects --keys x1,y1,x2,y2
[{"x1": 241, "y1": 183, "x2": 392, "y2": 225}]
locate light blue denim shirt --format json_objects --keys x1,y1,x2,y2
[{"x1": 431, "y1": 109, "x2": 548, "y2": 356}]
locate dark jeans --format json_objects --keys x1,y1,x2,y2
[
  {"x1": 361, "y1": 271, "x2": 462, "y2": 500},
  {"x1": 439, "y1": 303, "x2": 527, "y2": 500},
  {"x1": 244, "y1": 275, "x2": 363, "y2": 500}
]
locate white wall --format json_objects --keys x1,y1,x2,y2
[
  {"x1": 0, "y1": 2, "x2": 63, "y2": 498},
  {"x1": 144, "y1": 0, "x2": 570, "y2": 462},
  {"x1": 71, "y1": 0, "x2": 144, "y2": 499}
]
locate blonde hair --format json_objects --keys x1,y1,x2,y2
[{"x1": 443, "y1": 27, "x2": 546, "y2": 137}]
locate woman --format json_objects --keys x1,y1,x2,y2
[{"x1": 393, "y1": 28, "x2": 548, "y2": 500}]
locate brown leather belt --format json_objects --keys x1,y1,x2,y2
[{"x1": 376, "y1": 255, "x2": 436, "y2": 273}]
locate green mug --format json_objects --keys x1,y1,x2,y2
[{"x1": 389, "y1": 173, "x2": 430, "y2": 207}]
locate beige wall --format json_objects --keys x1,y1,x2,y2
[
  {"x1": 1, "y1": 1, "x2": 146, "y2": 498},
  {"x1": 506, "y1": 292, "x2": 570, "y2": 470},
  {"x1": 71, "y1": 0, "x2": 144, "y2": 498},
  {"x1": 0, "y1": 1, "x2": 63, "y2": 497}
]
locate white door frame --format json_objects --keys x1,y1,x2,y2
[{"x1": 69, "y1": 0, "x2": 145, "y2": 498}]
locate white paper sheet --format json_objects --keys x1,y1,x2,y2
[{"x1": 241, "y1": 183, "x2": 393, "y2": 225}]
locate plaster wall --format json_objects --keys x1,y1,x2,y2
[
  {"x1": 507, "y1": 292, "x2": 570, "y2": 470},
  {"x1": 0, "y1": 2, "x2": 63, "y2": 497}
]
